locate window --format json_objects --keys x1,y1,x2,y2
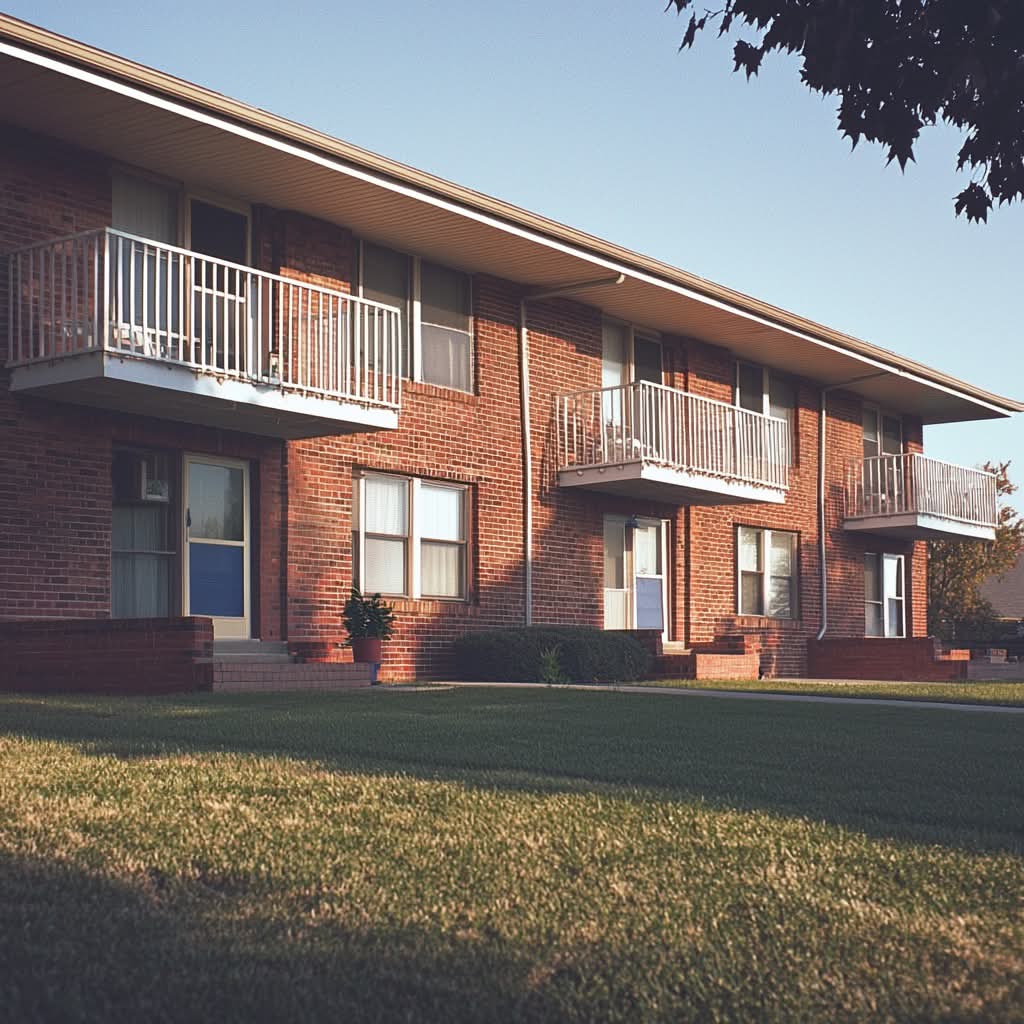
[
  {"x1": 111, "y1": 449, "x2": 176, "y2": 618},
  {"x1": 356, "y1": 473, "x2": 468, "y2": 599},
  {"x1": 737, "y1": 526, "x2": 798, "y2": 618},
  {"x1": 865, "y1": 553, "x2": 905, "y2": 637},
  {"x1": 736, "y1": 361, "x2": 797, "y2": 463},
  {"x1": 359, "y1": 243, "x2": 473, "y2": 392},
  {"x1": 862, "y1": 407, "x2": 903, "y2": 459}
]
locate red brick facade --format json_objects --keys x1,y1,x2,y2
[{"x1": 1, "y1": 127, "x2": 939, "y2": 686}]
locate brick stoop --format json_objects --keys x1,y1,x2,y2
[{"x1": 648, "y1": 634, "x2": 760, "y2": 681}]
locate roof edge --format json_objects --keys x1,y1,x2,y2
[{"x1": 1, "y1": 13, "x2": 1021, "y2": 418}]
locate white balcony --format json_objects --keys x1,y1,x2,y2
[
  {"x1": 555, "y1": 381, "x2": 789, "y2": 504},
  {"x1": 844, "y1": 454, "x2": 997, "y2": 541},
  {"x1": 6, "y1": 229, "x2": 402, "y2": 438}
]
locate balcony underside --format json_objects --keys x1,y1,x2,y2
[
  {"x1": 843, "y1": 513, "x2": 995, "y2": 542},
  {"x1": 558, "y1": 461, "x2": 787, "y2": 505},
  {"x1": 9, "y1": 352, "x2": 399, "y2": 439}
]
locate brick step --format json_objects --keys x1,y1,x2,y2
[
  {"x1": 211, "y1": 661, "x2": 374, "y2": 693},
  {"x1": 651, "y1": 649, "x2": 759, "y2": 682}
]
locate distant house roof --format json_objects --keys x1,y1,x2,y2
[{"x1": 981, "y1": 558, "x2": 1024, "y2": 619}]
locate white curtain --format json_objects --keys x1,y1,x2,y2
[
  {"x1": 421, "y1": 542, "x2": 462, "y2": 598},
  {"x1": 112, "y1": 505, "x2": 170, "y2": 617},
  {"x1": 419, "y1": 484, "x2": 463, "y2": 541}
]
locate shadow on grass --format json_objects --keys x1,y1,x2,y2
[
  {"x1": 1, "y1": 688, "x2": 1022, "y2": 855},
  {"x1": 0, "y1": 851, "x2": 600, "y2": 1024}
]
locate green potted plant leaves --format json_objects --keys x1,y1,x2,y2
[{"x1": 343, "y1": 587, "x2": 396, "y2": 665}]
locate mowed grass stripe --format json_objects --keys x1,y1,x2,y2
[
  {"x1": 0, "y1": 689, "x2": 1021, "y2": 1023},
  {"x1": 639, "y1": 678, "x2": 1024, "y2": 706}
]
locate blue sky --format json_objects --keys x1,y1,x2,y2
[{"x1": 8, "y1": 0, "x2": 1022, "y2": 472}]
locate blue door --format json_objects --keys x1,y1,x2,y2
[{"x1": 185, "y1": 457, "x2": 249, "y2": 637}]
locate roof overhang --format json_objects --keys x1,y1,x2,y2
[{"x1": 1, "y1": 14, "x2": 1020, "y2": 426}]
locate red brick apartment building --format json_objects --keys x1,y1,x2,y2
[{"x1": 1, "y1": 15, "x2": 1019, "y2": 692}]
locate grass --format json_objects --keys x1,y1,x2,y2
[
  {"x1": 638, "y1": 678, "x2": 1024, "y2": 706},
  {"x1": 1, "y1": 688, "x2": 1022, "y2": 1022}
]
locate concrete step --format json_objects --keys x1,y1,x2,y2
[
  {"x1": 661, "y1": 642, "x2": 691, "y2": 655},
  {"x1": 212, "y1": 640, "x2": 293, "y2": 664}
]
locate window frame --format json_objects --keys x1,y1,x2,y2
[
  {"x1": 355, "y1": 471, "x2": 470, "y2": 601},
  {"x1": 864, "y1": 551, "x2": 906, "y2": 638},
  {"x1": 736, "y1": 525, "x2": 799, "y2": 620},
  {"x1": 358, "y1": 241, "x2": 474, "y2": 393}
]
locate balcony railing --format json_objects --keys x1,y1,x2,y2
[
  {"x1": 6, "y1": 227, "x2": 402, "y2": 410},
  {"x1": 845, "y1": 454, "x2": 997, "y2": 530},
  {"x1": 556, "y1": 380, "x2": 790, "y2": 492}
]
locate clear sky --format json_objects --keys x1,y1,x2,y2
[{"x1": 8, "y1": 0, "x2": 1022, "y2": 471}]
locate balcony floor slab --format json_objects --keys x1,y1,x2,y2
[
  {"x1": 558, "y1": 461, "x2": 787, "y2": 506},
  {"x1": 9, "y1": 351, "x2": 399, "y2": 438},
  {"x1": 843, "y1": 513, "x2": 995, "y2": 542}
]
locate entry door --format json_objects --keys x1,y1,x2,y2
[
  {"x1": 188, "y1": 198, "x2": 250, "y2": 373},
  {"x1": 603, "y1": 516, "x2": 668, "y2": 638},
  {"x1": 862, "y1": 408, "x2": 904, "y2": 513},
  {"x1": 601, "y1": 324, "x2": 663, "y2": 461},
  {"x1": 184, "y1": 456, "x2": 250, "y2": 638}
]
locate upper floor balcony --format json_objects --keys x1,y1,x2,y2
[
  {"x1": 5, "y1": 228, "x2": 402, "y2": 438},
  {"x1": 555, "y1": 380, "x2": 789, "y2": 505},
  {"x1": 844, "y1": 454, "x2": 997, "y2": 541}
]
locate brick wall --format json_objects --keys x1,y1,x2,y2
[
  {"x1": 807, "y1": 637, "x2": 968, "y2": 681},
  {"x1": 1, "y1": 125, "x2": 942, "y2": 684},
  {"x1": 0, "y1": 616, "x2": 214, "y2": 694},
  {"x1": 0, "y1": 131, "x2": 287, "y2": 636}
]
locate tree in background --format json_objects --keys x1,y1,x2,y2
[
  {"x1": 668, "y1": 1, "x2": 1024, "y2": 221},
  {"x1": 928, "y1": 461, "x2": 1024, "y2": 643}
]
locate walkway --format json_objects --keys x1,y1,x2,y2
[{"x1": 435, "y1": 681, "x2": 1024, "y2": 714}]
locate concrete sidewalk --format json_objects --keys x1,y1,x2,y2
[{"x1": 434, "y1": 680, "x2": 1024, "y2": 714}]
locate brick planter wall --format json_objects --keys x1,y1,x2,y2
[
  {"x1": 807, "y1": 637, "x2": 968, "y2": 681},
  {"x1": 0, "y1": 617, "x2": 214, "y2": 694}
]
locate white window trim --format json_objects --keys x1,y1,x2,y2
[
  {"x1": 356, "y1": 472, "x2": 468, "y2": 600},
  {"x1": 358, "y1": 241, "x2": 473, "y2": 392},
  {"x1": 736, "y1": 526, "x2": 798, "y2": 620},
  {"x1": 865, "y1": 552, "x2": 906, "y2": 638}
]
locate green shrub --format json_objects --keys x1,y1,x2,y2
[{"x1": 453, "y1": 626, "x2": 652, "y2": 683}]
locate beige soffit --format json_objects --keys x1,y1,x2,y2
[{"x1": 0, "y1": 12, "x2": 1021, "y2": 424}]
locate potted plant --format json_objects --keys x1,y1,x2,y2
[{"x1": 343, "y1": 587, "x2": 396, "y2": 665}]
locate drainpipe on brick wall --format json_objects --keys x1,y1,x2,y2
[
  {"x1": 816, "y1": 373, "x2": 889, "y2": 641},
  {"x1": 519, "y1": 274, "x2": 625, "y2": 625}
]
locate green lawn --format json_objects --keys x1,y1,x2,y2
[
  {"x1": 638, "y1": 678, "x2": 1024, "y2": 706},
  {"x1": 1, "y1": 688, "x2": 1022, "y2": 1023}
]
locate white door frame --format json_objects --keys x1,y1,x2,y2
[
  {"x1": 182, "y1": 453, "x2": 251, "y2": 638},
  {"x1": 603, "y1": 514, "x2": 669, "y2": 640}
]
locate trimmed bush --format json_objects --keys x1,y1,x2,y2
[{"x1": 453, "y1": 626, "x2": 652, "y2": 683}]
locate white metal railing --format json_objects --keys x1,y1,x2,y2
[
  {"x1": 6, "y1": 227, "x2": 402, "y2": 409},
  {"x1": 555, "y1": 380, "x2": 790, "y2": 491},
  {"x1": 845, "y1": 453, "x2": 997, "y2": 528}
]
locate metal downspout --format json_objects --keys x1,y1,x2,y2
[{"x1": 518, "y1": 274, "x2": 624, "y2": 625}]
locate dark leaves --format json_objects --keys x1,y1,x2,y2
[
  {"x1": 954, "y1": 183, "x2": 992, "y2": 223},
  {"x1": 733, "y1": 39, "x2": 764, "y2": 78},
  {"x1": 669, "y1": 0, "x2": 1024, "y2": 221}
]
